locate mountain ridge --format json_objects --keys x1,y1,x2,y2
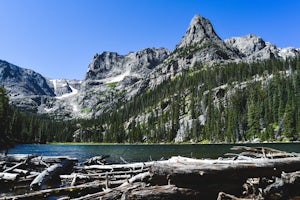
[{"x1": 0, "y1": 14, "x2": 299, "y2": 120}]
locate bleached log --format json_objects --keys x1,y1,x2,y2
[
  {"x1": 60, "y1": 174, "x2": 91, "y2": 180},
  {"x1": 30, "y1": 156, "x2": 77, "y2": 166},
  {"x1": 1, "y1": 181, "x2": 104, "y2": 200},
  {"x1": 3, "y1": 154, "x2": 37, "y2": 163},
  {"x1": 231, "y1": 146, "x2": 297, "y2": 158},
  {"x1": 0, "y1": 172, "x2": 19, "y2": 181},
  {"x1": 120, "y1": 171, "x2": 151, "y2": 187},
  {"x1": 78, "y1": 161, "x2": 155, "y2": 171},
  {"x1": 151, "y1": 156, "x2": 300, "y2": 183},
  {"x1": 149, "y1": 156, "x2": 300, "y2": 198},
  {"x1": 60, "y1": 169, "x2": 146, "y2": 180},
  {"x1": 30, "y1": 164, "x2": 62, "y2": 190},
  {"x1": 12, "y1": 168, "x2": 29, "y2": 175},
  {"x1": 72, "y1": 182, "x2": 143, "y2": 200},
  {"x1": 3, "y1": 161, "x2": 25, "y2": 173},
  {"x1": 30, "y1": 159, "x2": 75, "y2": 190},
  {"x1": 83, "y1": 155, "x2": 108, "y2": 165},
  {"x1": 75, "y1": 184, "x2": 203, "y2": 200},
  {"x1": 71, "y1": 173, "x2": 77, "y2": 186}
]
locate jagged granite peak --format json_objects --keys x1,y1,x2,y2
[
  {"x1": 177, "y1": 14, "x2": 224, "y2": 49},
  {"x1": 225, "y1": 34, "x2": 300, "y2": 61},
  {"x1": 225, "y1": 34, "x2": 266, "y2": 56},
  {"x1": 148, "y1": 14, "x2": 240, "y2": 88},
  {"x1": 173, "y1": 14, "x2": 239, "y2": 63},
  {"x1": 85, "y1": 47, "x2": 170, "y2": 81},
  {"x1": 85, "y1": 51, "x2": 124, "y2": 80},
  {"x1": 75, "y1": 47, "x2": 170, "y2": 118}
]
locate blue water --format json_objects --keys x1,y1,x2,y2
[{"x1": 7, "y1": 143, "x2": 300, "y2": 163}]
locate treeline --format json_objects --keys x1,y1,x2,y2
[
  {"x1": 76, "y1": 57, "x2": 300, "y2": 143},
  {"x1": 0, "y1": 87, "x2": 76, "y2": 147}
]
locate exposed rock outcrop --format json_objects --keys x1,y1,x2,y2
[
  {"x1": 225, "y1": 34, "x2": 299, "y2": 61},
  {"x1": 0, "y1": 60, "x2": 55, "y2": 97}
]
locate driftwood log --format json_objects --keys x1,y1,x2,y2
[
  {"x1": 0, "y1": 172, "x2": 19, "y2": 182},
  {"x1": 30, "y1": 158, "x2": 75, "y2": 190},
  {"x1": 2, "y1": 181, "x2": 104, "y2": 200}
]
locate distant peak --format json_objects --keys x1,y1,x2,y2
[
  {"x1": 189, "y1": 14, "x2": 207, "y2": 27},
  {"x1": 176, "y1": 14, "x2": 222, "y2": 49}
]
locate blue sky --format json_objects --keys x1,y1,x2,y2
[{"x1": 0, "y1": 0, "x2": 299, "y2": 79}]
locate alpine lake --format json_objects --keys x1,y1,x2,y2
[{"x1": 7, "y1": 142, "x2": 300, "y2": 163}]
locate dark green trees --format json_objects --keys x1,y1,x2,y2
[
  {"x1": 0, "y1": 86, "x2": 12, "y2": 146},
  {"x1": 3, "y1": 56, "x2": 300, "y2": 145}
]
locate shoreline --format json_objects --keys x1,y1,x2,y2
[{"x1": 48, "y1": 141, "x2": 300, "y2": 145}]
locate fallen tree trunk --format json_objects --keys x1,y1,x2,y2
[
  {"x1": 83, "y1": 155, "x2": 108, "y2": 165},
  {"x1": 30, "y1": 159, "x2": 75, "y2": 190},
  {"x1": 0, "y1": 172, "x2": 19, "y2": 182},
  {"x1": 2, "y1": 154, "x2": 37, "y2": 163},
  {"x1": 74, "y1": 183, "x2": 204, "y2": 200},
  {"x1": 1, "y1": 181, "x2": 104, "y2": 200},
  {"x1": 149, "y1": 156, "x2": 300, "y2": 198},
  {"x1": 77, "y1": 161, "x2": 155, "y2": 171},
  {"x1": 151, "y1": 156, "x2": 300, "y2": 181},
  {"x1": 127, "y1": 185, "x2": 203, "y2": 200}
]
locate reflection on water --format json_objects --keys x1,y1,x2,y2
[{"x1": 8, "y1": 143, "x2": 300, "y2": 163}]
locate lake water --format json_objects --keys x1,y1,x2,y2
[{"x1": 7, "y1": 143, "x2": 300, "y2": 163}]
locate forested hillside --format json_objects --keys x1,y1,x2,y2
[
  {"x1": 1, "y1": 57, "x2": 300, "y2": 145},
  {"x1": 0, "y1": 86, "x2": 76, "y2": 147},
  {"x1": 74, "y1": 57, "x2": 300, "y2": 143}
]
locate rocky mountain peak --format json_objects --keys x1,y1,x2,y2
[
  {"x1": 85, "y1": 48, "x2": 170, "y2": 82},
  {"x1": 224, "y1": 34, "x2": 267, "y2": 57},
  {"x1": 225, "y1": 34, "x2": 299, "y2": 61},
  {"x1": 85, "y1": 52, "x2": 124, "y2": 80},
  {"x1": 177, "y1": 14, "x2": 222, "y2": 49}
]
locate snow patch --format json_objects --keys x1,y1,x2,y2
[
  {"x1": 55, "y1": 86, "x2": 78, "y2": 99},
  {"x1": 104, "y1": 69, "x2": 131, "y2": 84},
  {"x1": 44, "y1": 107, "x2": 53, "y2": 112},
  {"x1": 50, "y1": 79, "x2": 57, "y2": 95}
]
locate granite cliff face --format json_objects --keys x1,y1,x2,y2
[
  {"x1": 0, "y1": 14, "x2": 299, "y2": 119},
  {"x1": 0, "y1": 60, "x2": 55, "y2": 112},
  {"x1": 77, "y1": 48, "x2": 170, "y2": 117},
  {"x1": 0, "y1": 60, "x2": 54, "y2": 97},
  {"x1": 225, "y1": 34, "x2": 299, "y2": 61}
]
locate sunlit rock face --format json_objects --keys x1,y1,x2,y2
[{"x1": 225, "y1": 34, "x2": 299, "y2": 61}]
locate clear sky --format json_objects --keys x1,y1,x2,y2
[{"x1": 0, "y1": 0, "x2": 299, "y2": 79}]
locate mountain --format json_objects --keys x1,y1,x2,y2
[
  {"x1": 1, "y1": 14, "x2": 300, "y2": 143},
  {"x1": 77, "y1": 48, "x2": 170, "y2": 118},
  {"x1": 0, "y1": 48, "x2": 170, "y2": 118},
  {"x1": 77, "y1": 14, "x2": 299, "y2": 143},
  {"x1": 225, "y1": 34, "x2": 299, "y2": 61},
  {"x1": 0, "y1": 60, "x2": 54, "y2": 97},
  {"x1": 0, "y1": 60, "x2": 55, "y2": 112}
]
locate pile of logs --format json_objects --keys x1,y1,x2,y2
[{"x1": 1, "y1": 146, "x2": 300, "y2": 199}]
